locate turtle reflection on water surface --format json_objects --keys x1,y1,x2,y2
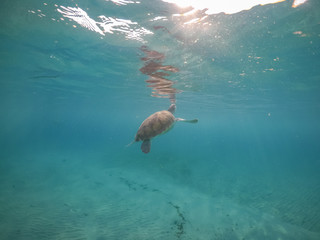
[{"x1": 130, "y1": 104, "x2": 198, "y2": 153}]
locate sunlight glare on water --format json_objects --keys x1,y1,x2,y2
[{"x1": 162, "y1": 0, "x2": 307, "y2": 14}]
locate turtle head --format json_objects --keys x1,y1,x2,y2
[{"x1": 167, "y1": 104, "x2": 176, "y2": 114}]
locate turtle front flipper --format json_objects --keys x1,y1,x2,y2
[
  {"x1": 176, "y1": 118, "x2": 198, "y2": 123},
  {"x1": 141, "y1": 139, "x2": 151, "y2": 153}
]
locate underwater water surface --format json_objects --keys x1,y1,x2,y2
[{"x1": 1, "y1": 0, "x2": 320, "y2": 239}]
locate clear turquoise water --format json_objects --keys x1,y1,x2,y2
[{"x1": 1, "y1": 0, "x2": 320, "y2": 239}]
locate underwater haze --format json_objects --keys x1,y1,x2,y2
[{"x1": 1, "y1": 0, "x2": 320, "y2": 239}]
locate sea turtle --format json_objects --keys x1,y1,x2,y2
[{"x1": 131, "y1": 104, "x2": 198, "y2": 153}]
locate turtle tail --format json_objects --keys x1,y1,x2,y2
[
  {"x1": 126, "y1": 140, "x2": 136, "y2": 147},
  {"x1": 126, "y1": 134, "x2": 140, "y2": 147}
]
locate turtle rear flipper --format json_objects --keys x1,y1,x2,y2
[
  {"x1": 176, "y1": 118, "x2": 198, "y2": 123},
  {"x1": 141, "y1": 139, "x2": 151, "y2": 153}
]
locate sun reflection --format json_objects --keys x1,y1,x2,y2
[
  {"x1": 31, "y1": 0, "x2": 309, "y2": 44},
  {"x1": 56, "y1": 5, "x2": 152, "y2": 42},
  {"x1": 292, "y1": 0, "x2": 307, "y2": 8},
  {"x1": 163, "y1": 0, "x2": 307, "y2": 15},
  {"x1": 293, "y1": 30, "x2": 307, "y2": 37},
  {"x1": 105, "y1": 0, "x2": 137, "y2": 6},
  {"x1": 57, "y1": 6, "x2": 105, "y2": 35}
]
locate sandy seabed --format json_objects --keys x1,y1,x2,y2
[{"x1": 0, "y1": 150, "x2": 319, "y2": 240}]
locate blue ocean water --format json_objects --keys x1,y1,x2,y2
[{"x1": 1, "y1": 0, "x2": 320, "y2": 239}]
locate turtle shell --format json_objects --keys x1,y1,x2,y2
[{"x1": 135, "y1": 110, "x2": 175, "y2": 141}]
